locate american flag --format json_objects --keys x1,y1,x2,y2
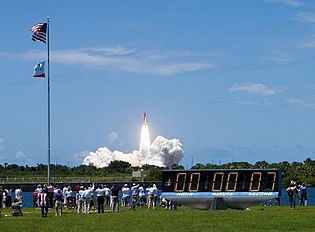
[{"x1": 30, "y1": 23, "x2": 47, "y2": 43}]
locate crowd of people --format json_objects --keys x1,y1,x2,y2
[
  {"x1": 0, "y1": 180, "x2": 310, "y2": 217},
  {"x1": 29, "y1": 182, "x2": 160, "y2": 217},
  {"x1": 0, "y1": 186, "x2": 23, "y2": 216},
  {"x1": 286, "y1": 180, "x2": 308, "y2": 209}
]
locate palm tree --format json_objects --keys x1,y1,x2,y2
[
  {"x1": 303, "y1": 158, "x2": 315, "y2": 177},
  {"x1": 278, "y1": 161, "x2": 290, "y2": 178},
  {"x1": 254, "y1": 161, "x2": 269, "y2": 169}
]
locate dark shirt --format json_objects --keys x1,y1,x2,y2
[
  {"x1": 54, "y1": 192, "x2": 63, "y2": 201},
  {"x1": 111, "y1": 188, "x2": 119, "y2": 197}
]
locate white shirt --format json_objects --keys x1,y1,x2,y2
[
  {"x1": 7, "y1": 189, "x2": 12, "y2": 197},
  {"x1": 147, "y1": 187, "x2": 155, "y2": 196},
  {"x1": 39, "y1": 193, "x2": 47, "y2": 207},
  {"x1": 15, "y1": 188, "x2": 22, "y2": 200},
  {"x1": 153, "y1": 186, "x2": 158, "y2": 196},
  {"x1": 95, "y1": 188, "x2": 105, "y2": 197},
  {"x1": 65, "y1": 190, "x2": 72, "y2": 197},
  {"x1": 131, "y1": 185, "x2": 139, "y2": 196},
  {"x1": 122, "y1": 187, "x2": 130, "y2": 198},
  {"x1": 138, "y1": 186, "x2": 146, "y2": 198},
  {"x1": 104, "y1": 187, "x2": 110, "y2": 197},
  {"x1": 78, "y1": 189, "x2": 85, "y2": 201},
  {"x1": 83, "y1": 185, "x2": 94, "y2": 199},
  {"x1": 35, "y1": 187, "x2": 42, "y2": 195},
  {"x1": 62, "y1": 187, "x2": 68, "y2": 197},
  {"x1": 2, "y1": 192, "x2": 6, "y2": 201}
]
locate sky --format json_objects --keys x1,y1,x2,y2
[{"x1": 1, "y1": 0, "x2": 315, "y2": 168}]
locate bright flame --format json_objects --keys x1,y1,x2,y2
[{"x1": 139, "y1": 124, "x2": 151, "y2": 151}]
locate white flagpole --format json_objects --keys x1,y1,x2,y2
[{"x1": 47, "y1": 16, "x2": 51, "y2": 185}]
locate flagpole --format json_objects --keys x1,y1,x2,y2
[{"x1": 47, "y1": 16, "x2": 51, "y2": 185}]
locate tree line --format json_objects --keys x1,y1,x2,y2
[
  {"x1": 0, "y1": 158, "x2": 314, "y2": 186},
  {"x1": 189, "y1": 157, "x2": 315, "y2": 187}
]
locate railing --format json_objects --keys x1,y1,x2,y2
[
  {"x1": 0, "y1": 175, "x2": 140, "y2": 184},
  {"x1": 0, "y1": 176, "x2": 96, "y2": 184}
]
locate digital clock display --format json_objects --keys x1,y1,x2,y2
[{"x1": 162, "y1": 169, "x2": 280, "y2": 193}]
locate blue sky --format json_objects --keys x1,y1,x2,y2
[{"x1": 1, "y1": 0, "x2": 315, "y2": 167}]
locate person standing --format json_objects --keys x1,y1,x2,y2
[
  {"x1": 104, "y1": 185, "x2": 111, "y2": 208},
  {"x1": 35, "y1": 184, "x2": 42, "y2": 206},
  {"x1": 82, "y1": 183, "x2": 94, "y2": 214},
  {"x1": 147, "y1": 184, "x2": 155, "y2": 209},
  {"x1": 35, "y1": 184, "x2": 43, "y2": 194},
  {"x1": 299, "y1": 184, "x2": 308, "y2": 206},
  {"x1": 153, "y1": 184, "x2": 158, "y2": 207},
  {"x1": 65, "y1": 186, "x2": 73, "y2": 208},
  {"x1": 47, "y1": 183, "x2": 55, "y2": 208},
  {"x1": 121, "y1": 184, "x2": 130, "y2": 208},
  {"x1": 77, "y1": 186, "x2": 85, "y2": 214},
  {"x1": 0, "y1": 187, "x2": 3, "y2": 209},
  {"x1": 32, "y1": 190, "x2": 38, "y2": 207},
  {"x1": 286, "y1": 182, "x2": 298, "y2": 209},
  {"x1": 62, "y1": 185, "x2": 68, "y2": 206},
  {"x1": 130, "y1": 183, "x2": 139, "y2": 210},
  {"x1": 15, "y1": 187, "x2": 23, "y2": 207},
  {"x1": 111, "y1": 184, "x2": 119, "y2": 213},
  {"x1": 6, "y1": 188, "x2": 12, "y2": 208},
  {"x1": 138, "y1": 184, "x2": 146, "y2": 207},
  {"x1": 2, "y1": 189, "x2": 6, "y2": 208},
  {"x1": 95, "y1": 184, "x2": 105, "y2": 213},
  {"x1": 75, "y1": 183, "x2": 82, "y2": 194},
  {"x1": 54, "y1": 189, "x2": 63, "y2": 216},
  {"x1": 40, "y1": 189, "x2": 49, "y2": 217}
]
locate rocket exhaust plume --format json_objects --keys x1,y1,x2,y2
[
  {"x1": 140, "y1": 112, "x2": 150, "y2": 151},
  {"x1": 82, "y1": 112, "x2": 184, "y2": 168}
]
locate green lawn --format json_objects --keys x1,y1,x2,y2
[{"x1": 0, "y1": 205, "x2": 314, "y2": 232}]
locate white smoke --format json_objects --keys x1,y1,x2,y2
[{"x1": 82, "y1": 135, "x2": 184, "y2": 168}]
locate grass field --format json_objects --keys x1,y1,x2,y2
[{"x1": 0, "y1": 205, "x2": 314, "y2": 232}]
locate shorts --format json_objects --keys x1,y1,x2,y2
[
  {"x1": 112, "y1": 196, "x2": 118, "y2": 203},
  {"x1": 55, "y1": 200, "x2": 63, "y2": 208}
]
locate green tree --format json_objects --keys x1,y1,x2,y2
[
  {"x1": 303, "y1": 158, "x2": 315, "y2": 177},
  {"x1": 192, "y1": 163, "x2": 206, "y2": 169},
  {"x1": 170, "y1": 164, "x2": 185, "y2": 170},
  {"x1": 254, "y1": 161, "x2": 269, "y2": 169},
  {"x1": 106, "y1": 161, "x2": 131, "y2": 173}
]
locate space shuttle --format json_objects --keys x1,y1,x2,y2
[{"x1": 143, "y1": 112, "x2": 147, "y2": 124}]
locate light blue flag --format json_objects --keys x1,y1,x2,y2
[{"x1": 33, "y1": 61, "x2": 45, "y2": 78}]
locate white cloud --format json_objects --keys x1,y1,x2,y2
[
  {"x1": 287, "y1": 98, "x2": 315, "y2": 109},
  {"x1": 295, "y1": 12, "x2": 315, "y2": 23},
  {"x1": 81, "y1": 46, "x2": 136, "y2": 56},
  {"x1": 82, "y1": 135, "x2": 184, "y2": 168},
  {"x1": 259, "y1": 52, "x2": 295, "y2": 64},
  {"x1": 13, "y1": 46, "x2": 215, "y2": 76},
  {"x1": 229, "y1": 83, "x2": 287, "y2": 96},
  {"x1": 15, "y1": 150, "x2": 25, "y2": 159},
  {"x1": 265, "y1": 0, "x2": 305, "y2": 7},
  {"x1": 0, "y1": 138, "x2": 4, "y2": 152},
  {"x1": 235, "y1": 100, "x2": 272, "y2": 106}
]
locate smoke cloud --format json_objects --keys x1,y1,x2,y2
[{"x1": 82, "y1": 135, "x2": 184, "y2": 168}]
